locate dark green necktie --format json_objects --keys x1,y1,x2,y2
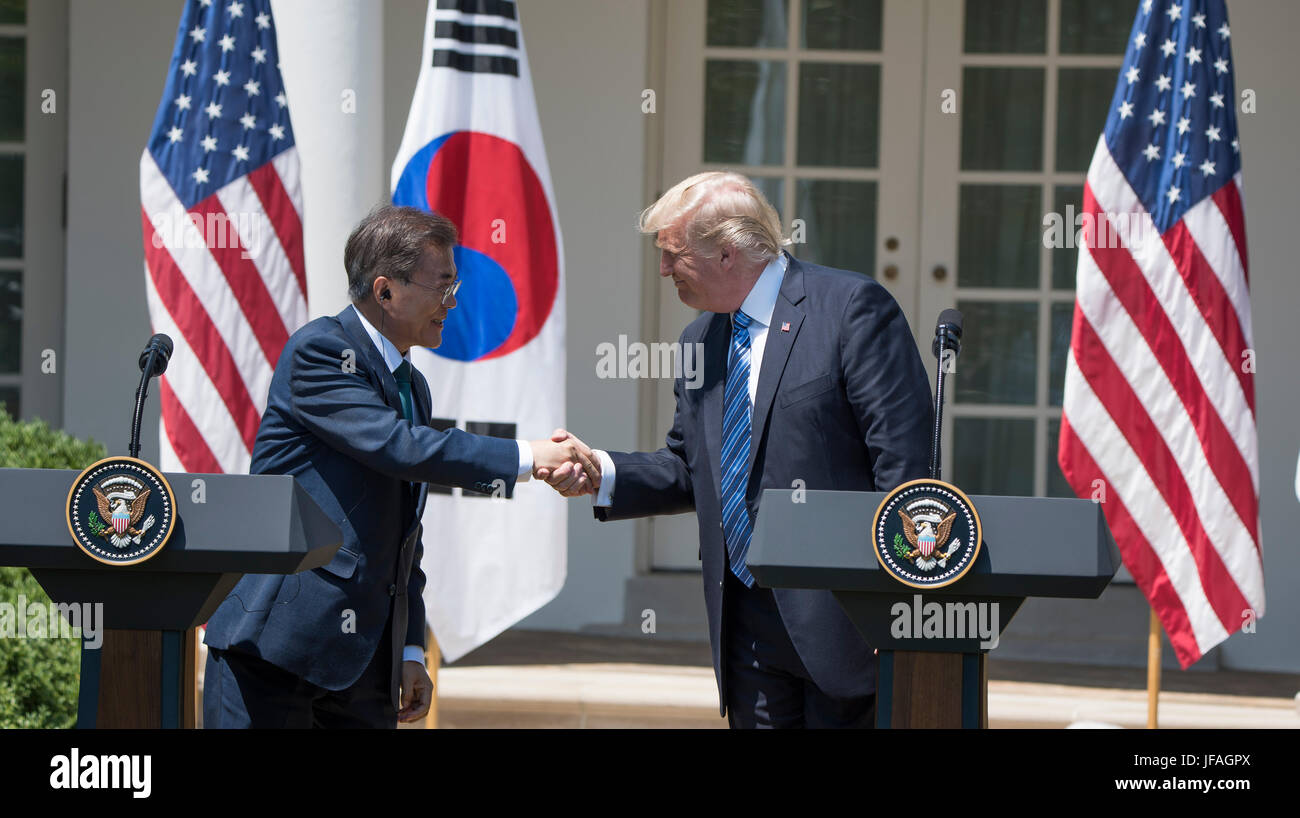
[{"x1": 394, "y1": 360, "x2": 413, "y2": 421}]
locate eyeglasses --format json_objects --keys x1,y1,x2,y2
[{"x1": 406, "y1": 276, "x2": 460, "y2": 305}]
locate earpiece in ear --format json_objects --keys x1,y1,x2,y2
[{"x1": 381, "y1": 289, "x2": 391, "y2": 301}]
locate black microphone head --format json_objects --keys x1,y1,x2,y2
[
  {"x1": 933, "y1": 309, "x2": 964, "y2": 359},
  {"x1": 936, "y1": 308, "x2": 964, "y2": 339},
  {"x1": 139, "y1": 333, "x2": 174, "y2": 376}
]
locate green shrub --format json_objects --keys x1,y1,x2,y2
[
  {"x1": 0, "y1": 407, "x2": 108, "y2": 469},
  {"x1": 0, "y1": 407, "x2": 106, "y2": 728}
]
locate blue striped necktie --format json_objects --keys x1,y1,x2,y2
[
  {"x1": 721, "y1": 309, "x2": 756, "y2": 587},
  {"x1": 394, "y1": 360, "x2": 414, "y2": 421}
]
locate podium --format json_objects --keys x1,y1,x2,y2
[
  {"x1": 748, "y1": 489, "x2": 1119, "y2": 728},
  {"x1": 0, "y1": 468, "x2": 341, "y2": 728}
]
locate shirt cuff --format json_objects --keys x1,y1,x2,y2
[
  {"x1": 402, "y1": 645, "x2": 425, "y2": 664},
  {"x1": 516, "y1": 439, "x2": 533, "y2": 481},
  {"x1": 592, "y1": 449, "x2": 616, "y2": 507}
]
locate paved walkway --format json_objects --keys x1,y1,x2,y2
[{"x1": 429, "y1": 630, "x2": 1300, "y2": 729}]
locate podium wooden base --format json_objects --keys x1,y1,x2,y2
[
  {"x1": 877, "y1": 650, "x2": 987, "y2": 728},
  {"x1": 77, "y1": 628, "x2": 199, "y2": 729}
]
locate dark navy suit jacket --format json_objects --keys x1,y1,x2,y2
[
  {"x1": 594, "y1": 254, "x2": 933, "y2": 716},
  {"x1": 204, "y1": 306, "x2": 519, "y2": 707}
]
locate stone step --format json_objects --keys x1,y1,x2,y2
[
  {"x1": 435, "y1": 664, "x2": 725, "y2": 729},
  {"x1": 430, "y1": 662, "x2": 1300, "y2": 729}
]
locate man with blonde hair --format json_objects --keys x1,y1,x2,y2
[{"x1": 544, "y1": 172, "x2": 932, "y2": 728}]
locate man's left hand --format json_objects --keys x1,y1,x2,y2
[{"x1": 398, "y1": 660, "x2": 433, "y2": 723}]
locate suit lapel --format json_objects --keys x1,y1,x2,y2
[
  {"x1": 337, "y1": 306, "x2": 404, "y2": 416},
  {"x1": 747, "y1": 254, "x2": 806, "y2": 481},
  {"x1": 699, "y1": 313, "x2": 731, "y2": 506},
  {"x1": 338, "y1": 306, "x2": 426, "y2": 521},
  {"x1": 410, "y1": 370, "x2": 431, "y2": 518}
]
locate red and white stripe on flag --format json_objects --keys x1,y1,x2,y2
[
  {"x1": 139, "y1": 0, "x2": 306, "y2": 475},
  {"x1": 1058, "y1": 0, "x2": 1263, "y2": 668}
]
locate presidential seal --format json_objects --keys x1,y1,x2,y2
[
  {"x1": 66, "y1": 456, "x2": 176, "y2": 566},
  {"x1": 871, "y1": 479, "x2": 982, "y2": 589}
]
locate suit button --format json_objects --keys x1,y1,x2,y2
[
  {"x1": 388, "y1": 584, "x2": 397, "y2": 596},
  {"x1": 719, "y1": 521, "x2": 724, "y2": 529},
  {"x1": 718, "y1": 580, "x2": 723, "y2": 589}
]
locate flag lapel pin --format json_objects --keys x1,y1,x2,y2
[{"x1": 781, "y1": 322, "x2": 791, "y2": 332}]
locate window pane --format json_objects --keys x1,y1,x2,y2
[
  {"x1": 752, "y1": 176, "x2": 784, "y2": 222},
  {"x1": 794, "y1": 179, "x2": 875, "y2": 276},
  {"x1": 704, "y1": 60, "x2": 786, "y2": 166},
  {"x1": 1056, "y1": 68, "x2": 1115, "y2": 172},
  {"x1": 964, "y1": 0, "x2": 1046, "y2": 54},
  {"x1": 958, "y1": 184, "x2": 1040, "y2": 289},
  {"x1": 954, "y1": 417, "x2": 1035, "y2": 496},
  {"x1": 961, "y1": 67, "x2": 1043, "y2": 171},
  {"x1": 1046, "y1": 418, "x2": 1075, "y2": 497},
  {"x1": 0, "y1": 386, "x2": 17, "y2": 419},
  {"x1": 797, "y1": 62, "x2": 879, "y2": 168},
  {"x1": 0, "y1": 0, "x2": 23, "y2": 25},
  {"x1": 707, "y1": 0, "x2": 789, "y2": 48},
  {"x1": 1051, "y1": 185, "x2": 1083, "y2": 290},
  {"x1": 1059, "y1": 0, "x2": 1134, "y2": 55},
  {"x1": 0, "y1": 269, "x2": 18, "y2": 373},
  {"x1": 1049, "y1": 301, "x2": 1073, "y2": 406},
  {"x1": 803, "y1": 0, "x2": 881, "y2": 51},
  {"x1": 0, "y1": 155, "x2": 21, "y2": 258},
  {"x1": 954, "y1": 300, "x2": 1037, "y2": 405},
  {"x1": 0, "y1": 37, "x2": 24, "y2": 143}
]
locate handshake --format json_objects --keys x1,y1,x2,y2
[{"x1": 528, "y1": 429, "x2": 601, "y2": 497}]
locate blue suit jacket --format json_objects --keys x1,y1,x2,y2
[
  {"x1": 204, "y1": 306, "x2": 520, "y2": 706},
  {"x1": 594, "y1": 255, "x2": 933, "y2": 716}
]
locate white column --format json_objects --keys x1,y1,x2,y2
[{"x1": 271, "y1": 0, "x2": 385, "y2": 318}]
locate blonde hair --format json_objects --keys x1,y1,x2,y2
[{"x1": 639, "y1": 171, "x2": 788, "y2": 264}]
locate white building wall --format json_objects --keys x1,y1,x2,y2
[{"x1": 65, "y1": 0, "x2": 177, "y2": 463}]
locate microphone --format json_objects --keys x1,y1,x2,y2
[
  {"x1": 932, "y1": 308, "x2": 963, "y2": 360},
  {"x1": 138, "y1": 333, "x2": 174, "y2": 377},
  {"x1": 130, "y1": 334, "x2": 174, "y2": 459},
  {"x1": 929, "y1": 310, "x2": 964, "y2": 480}
]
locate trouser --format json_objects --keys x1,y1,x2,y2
[
  {"x1": 723, "y1": 570, "x2": 875, "y2": 729},
  {"x1": 203, "y1": 614, "x2": 396, "y2": 729}
]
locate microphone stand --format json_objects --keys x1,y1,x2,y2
[
  {"x1": 930, "y1": 325, "x2": 950, "y2": 481},
  {"x1": 130, "y1": 347, "x2": 162, "y2": 460}
]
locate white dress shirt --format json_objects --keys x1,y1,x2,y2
[
  {"x1": 592, "y1": 253, "x2": 789, "y2": 507},
  {"x1": 351, "y1": 305, "x2": 533, "y2": 663}
]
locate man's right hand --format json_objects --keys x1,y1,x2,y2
[{"x1": 530, "y1": 428, "x2": 600, "y2": 496}]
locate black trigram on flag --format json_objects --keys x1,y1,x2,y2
[
  {"x1": 432, "y1": 0, "x2": 520, "y2": 77},
  {"x1": 427, "y1": 418, "x2": 517, "y2": 497}
]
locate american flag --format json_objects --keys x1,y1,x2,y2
[
  {"x1": 1058, "y1": 0, "x2": 1263, "y2": 668},
  {"x1": 140, "y1": 0, "x2": 306, "y2": 474}
]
